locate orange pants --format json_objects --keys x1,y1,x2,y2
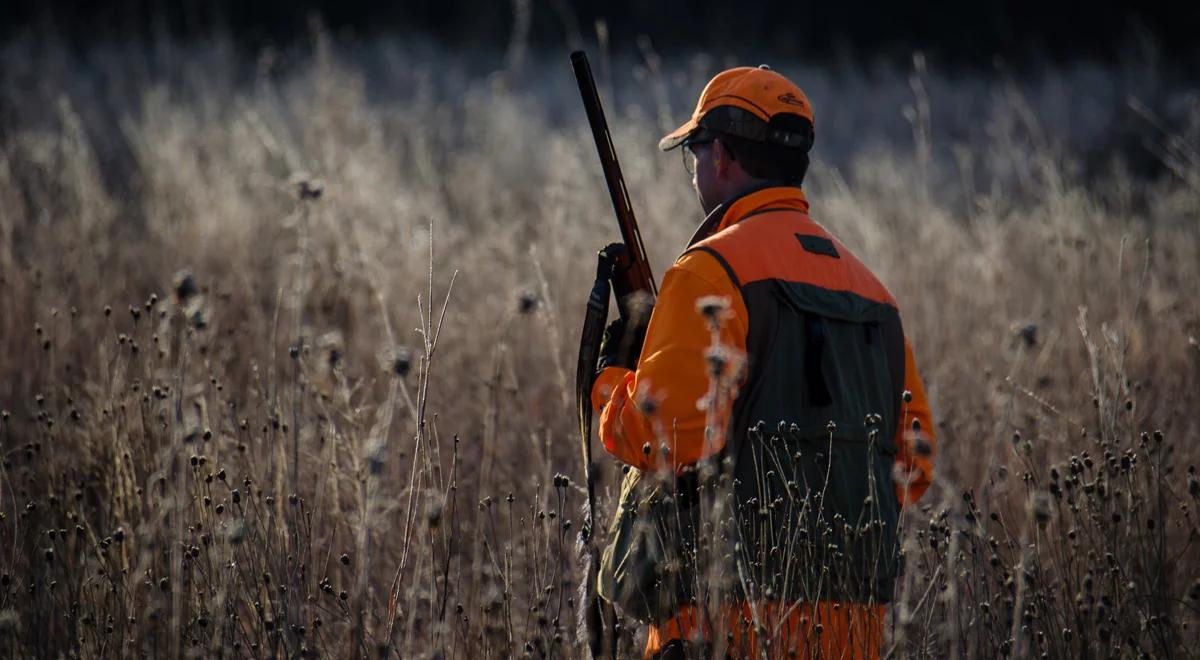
[{"x1": 646, "y1": 601, "x2": 886, "y2": 659}]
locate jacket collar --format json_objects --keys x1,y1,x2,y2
[{"x1": 685, "y1": 184, "x2": 809, "y2": 248}]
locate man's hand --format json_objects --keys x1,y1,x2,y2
[{"x1": 598, "y1": 316, "x2": 644, "y2": 371}]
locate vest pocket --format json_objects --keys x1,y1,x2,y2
[{"x1": 724, "y1": 280, "x2": 904, "y2": 603}]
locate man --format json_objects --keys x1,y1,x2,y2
[{"x1": 591, "y1": 66, "x2": 936, "y2": 658}]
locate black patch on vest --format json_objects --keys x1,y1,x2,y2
[{"x1": 796, "y1": 233, "x2": 839, "y2": 258}]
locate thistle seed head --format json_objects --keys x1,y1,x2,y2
[{"x1": 696, "y1": 295, "x2": 731, "y2": 327}]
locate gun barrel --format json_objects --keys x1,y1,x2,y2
[{"x1": 570, "y1": 51, "x2": 657, "y2": 301}]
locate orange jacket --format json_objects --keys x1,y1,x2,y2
[{"x1": 591, "y1": 186, "x2": 935, "y2": 657}]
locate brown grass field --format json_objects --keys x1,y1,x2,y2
[{"x1": 1, "y1": 30, "x2": 1199, "y2": 658}]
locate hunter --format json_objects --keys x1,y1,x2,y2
[{"x1": 591, "y1": 66, "x2": 936, "y2": 658}]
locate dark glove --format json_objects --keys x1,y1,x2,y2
[{"x1": 598, "y1": 316, "x2": 645, "y2": 372}]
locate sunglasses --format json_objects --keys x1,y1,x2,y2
[{"x1": 681, "y1": 137, "x2": 715, "y2": 176}]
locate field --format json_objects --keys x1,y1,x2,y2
[{"x1": 1, "y1": 30, "x2": 1199, "y2": 658}]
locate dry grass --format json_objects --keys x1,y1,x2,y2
[{"x1": 0, "y1": 29, "x2": 1198, "y2": 658}]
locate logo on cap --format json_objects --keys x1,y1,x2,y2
[{"x1": 777, "y1": 92, "x2": 806, "y2": 108}]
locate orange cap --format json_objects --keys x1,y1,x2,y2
[{"x1": 659, "y1": 65, "x2": 815, "y2": 152}]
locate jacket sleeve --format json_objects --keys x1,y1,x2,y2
[
  {"x1": 894, "y1": 337, "x2": 936, "y2": 507},
  {"x1": 590, "y1": 251, "x2": 748, "y2": 472}
]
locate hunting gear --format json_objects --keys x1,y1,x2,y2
[{"x1": 573, "y1": 57, "x2": 937, "y2": 658}]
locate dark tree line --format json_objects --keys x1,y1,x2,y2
[{"x1": 2, "y1": 0, "x2": 1197, "y2": 71}]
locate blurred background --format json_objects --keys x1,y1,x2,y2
[
  {"x1": 3, "y1": 0, "x2": 1197, "y2": 190},
  {"x1": 4, "y1": 0, "x2": 1198, "y2": 68}
]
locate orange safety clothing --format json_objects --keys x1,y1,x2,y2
[
  {"x1": 648, "y1": 602, "x2": 887, "y2": 659},
  {"x1": 591, "y1": 186, "x2": 936, "y2": 658},
  {"x1": 659, "y1": 66, "x2": 815, "y2": 151}
]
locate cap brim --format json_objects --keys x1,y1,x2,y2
[{"x1": 658, "y1": 117, "x2": 699, "y2": 151}]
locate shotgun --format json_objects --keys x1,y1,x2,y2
[{"x1": 570, "y1": 49, "x2": 657, "y2": 658}]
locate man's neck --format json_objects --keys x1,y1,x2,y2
[
  {"x1": 689, "y1": 181, "x2": 796, "y2": 247},
  {"x1": 720, "y1": 180, "x2": 777, "y2": 209}
]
